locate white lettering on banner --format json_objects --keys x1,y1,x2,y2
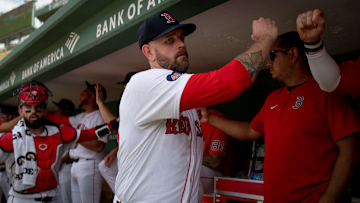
[
  {"x1": 147, "y1": 0, "x2": 155, "y2": 10},
  {"x1": 109, "y1": 14, "x2": 116, "y2": 31},
  {"x1": 96, "y1": 0, "x2": 165, "y2": 39},
  {"x1": 22, "y1": 47, "x2": 64, "y2": 80},
  {"x1": 0, "y1": 81, "x2": 9, "y2": 92},
  {"x1": 102, "y1": 20, "x2": 108, "y2": 35},
  {"x1": 0, "y1": 72, "x2": 16, "y2": 92},
  {"x1": 127, "y1": 3, "x2": 136, "y2": 20},
  {"x1": 137, "y1": 0, "x2": 143, "y2": 15},
  {"x1": 118, "y1": 10, "x2": 124, "y2": 26}
]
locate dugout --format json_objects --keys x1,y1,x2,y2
[{"x1": 0, "y1": 0, "x2": 359, "y2": 201}]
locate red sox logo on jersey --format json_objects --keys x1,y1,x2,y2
[
  {"x1": 292, "y1": 96, "x2": 304, "y2": 109},
  {"x1": 161, "y1": 12, "x2": 176, "y2": 24},
  {"x1": 165, "y1": 116, "x2": 202, "y2": 137},
  {"x1": 167, "y1": 71, "x2": 182, "y2": 81}
]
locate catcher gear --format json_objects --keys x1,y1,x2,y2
[{"x1": 14, "y1": 81, "x2": 51, "y2": 105}]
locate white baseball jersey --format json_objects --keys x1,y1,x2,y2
[
  {"x1": 69, "y1": 110, "x2": 107, "y2": 160},
  {"x1": 115, "y1": 69, "x2": 204, "y2": 203}
]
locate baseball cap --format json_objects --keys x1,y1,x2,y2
[
  {"x1": 14, "y1": 81, "x2": 50, "y2": 105},
  {"x1": 137, "y1": 12, "x2": 196, "y2": 50},
  {"x1": 53, "y1": 99, "x2": 75, "y2": 113},
  {"x1": 117, "y1": 72, "x2": 138, "y2": 85},
  {"x1": 85, "y1": 81, "x2": 107, "y2": 101}
]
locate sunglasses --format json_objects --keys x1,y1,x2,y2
[{"x1": 269, "y1": 49, "x2": 290, "y2": 61}]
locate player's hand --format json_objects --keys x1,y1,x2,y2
[
  {"x1": 198, "y1": 107, "x2": 210, "y2": 123},
  {"x1": 296, "y1": 9, "x2": 325, "y2": 43},
  {"x1": 251, "y1": 17, "x2": 278, "y2": 42},
  {"x1": 95, "y1": 83, "x2": 105, "y2": 105},
  {"x1": 104, "y1": 147, "x2": 118, "y2": 167},
  {"x1": 60, "y1": 152, "x2": 75, "y2": 169}
]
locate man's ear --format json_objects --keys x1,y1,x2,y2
[
  {"x1": 18, "y1": 106, "x2": 22, "y2": 116},
  {"x1": 289, "y1": 47, "x2": 299, "y2": 64},
  {"x1": 142, "y1": 44, "x2": 155, "y2": 62}
]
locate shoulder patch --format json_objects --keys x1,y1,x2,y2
[{"x1": 166, "y1": 71, "x2": 182, "y2": 82}]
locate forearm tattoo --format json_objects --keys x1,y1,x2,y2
[{"x1": 236, "y1": 50, "x2": 264, "y2": 77}]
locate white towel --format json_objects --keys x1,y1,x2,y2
[{"x1": 12, "y1": 118, "x2": 39, "y2": 191}]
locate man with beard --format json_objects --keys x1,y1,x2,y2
[
  {"x1": 114, "y1": 12, "x2": 278, "y2": 202},
  {"x1": 0, "y1": 81, "x2": 112, "y2": 203},
  {"x1": 45, "y1": 82, "x2": 108, "y2": 203}
]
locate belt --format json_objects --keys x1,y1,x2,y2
[
  {"x1": 34, "y1": 196, "x2": 53, "y2": 202},
  {"x1": 0, "y1": 168, "x2": 5, "y2": 172}
]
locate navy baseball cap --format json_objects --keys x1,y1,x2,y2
[
  {"x1": 53, "y1": 99, "x2": 75, "y2": 113},
  {"x1": 85, "y1": 81, "x2": 107, "y2": 101},
  {"x1": 137, "y1": 12, "x2": 196, "y2": 50}
]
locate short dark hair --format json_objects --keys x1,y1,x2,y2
[{"x1": 277, "y1": 31, "x2": 308, "y2": 63}]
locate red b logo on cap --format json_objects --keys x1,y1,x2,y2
[{"x1": 161, "y1": 13, "x2": 175, "y2": 24}]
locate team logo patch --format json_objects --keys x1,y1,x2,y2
[
  {"x1": 292, "y1": 96, "x2": 304, "y2": 109},
  {"x1": 161, "y1": 12, "x2": 176, "y2": 24},
  {"x1": 166, "y1": 71, "x2": 182, "y2": 81}
]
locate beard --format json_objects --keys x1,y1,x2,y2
[
  {"x1": 155, "y1": 49, "x2": 189, "y2": 73},
  {"x1": 24, "y1": 115, "x2": 44, "y2": 129},
  {"x1": 79, "y1": 98, "x2": 88, "y2": 108}
]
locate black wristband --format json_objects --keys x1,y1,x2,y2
[
  {"x1": 302, "y1": 39, "x2": 321, "y2": 45},
  {"x1": 95, "y1": 123, "x2": 111, "y2": 138},
  {"x1": 109, "y1": 119, "x2": 119, "y2": 131},
  {"x1": 304, "y1": 42, "x2": 324, "y2": 53}
]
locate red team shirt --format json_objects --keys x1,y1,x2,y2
[
  {"x1": 251, "y1": 78, "x2": 360, "y2": 203},
  {"x1": 336, "y1": 57, "x2": 360, "y2": 98},
  {"x1": 202, "y1": 110, "x2": 229, "y2": 157}
]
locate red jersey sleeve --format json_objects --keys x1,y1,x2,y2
[
  {"x1": 180, "y1": 60, "x2": 252, "y2": 111},
  {"x1": 335, "y1": 57, "x2": 360, "y2": 98},
  {"x1": 0, "y1": 133, "x2": 14, "y2": 152},
  {"x1": 45, "y1": 113, "x2": 71, "y2": 126},
  {"x1": 60, "y1": 125, "x2": 98, "y2": 143},
  {"x1": 327, "y1": 94, "x2": 360, "y2": 141},
  {"x1": 77, "y1": 123, "x2": 113, "y2": 143},
  {"x1": 60, "y1": 126, "x2": 78, "y2": 143}
]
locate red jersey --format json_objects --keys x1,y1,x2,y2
[
  {"x1": 335, "y1": 57, "x2": 360, "y2": 98},
  {"x1": 202, "y1": 110, "x2": 229, "y2": 157},
  {"x1": 251, "y1": 77, "x2": 360, "y2": 203}
]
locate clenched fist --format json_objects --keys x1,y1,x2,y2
[
  {"x1": 296, "y1": 9, "x2": 325, "y2": 43},
  {"x1": 251, "y1": 17, "x2": 278, "y2": 42}
]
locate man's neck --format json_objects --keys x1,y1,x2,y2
[
  {"x1": 284, "y1": 66, "x2": 311, "y2": 87},
  {"x1": 29, "y1": 126, "x2": 45, "y2": 136}
]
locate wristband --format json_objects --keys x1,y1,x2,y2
[
  {"x1": 109, "y1": 119, "x2": 119, "y2": 131},
  {"x1": 95, "y1": 123, "x2": 112, "y2": 138},
  {"x1": 303, "y1": 39, "x2": 324, "y2": 53}
]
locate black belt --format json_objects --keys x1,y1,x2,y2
[{"x1": 34, "y1": 196, "x2": 53, "y2": 202}]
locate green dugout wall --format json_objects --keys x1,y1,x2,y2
[{"x1": 0, "y1": 0, "x2": 228, "y2": 101}]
